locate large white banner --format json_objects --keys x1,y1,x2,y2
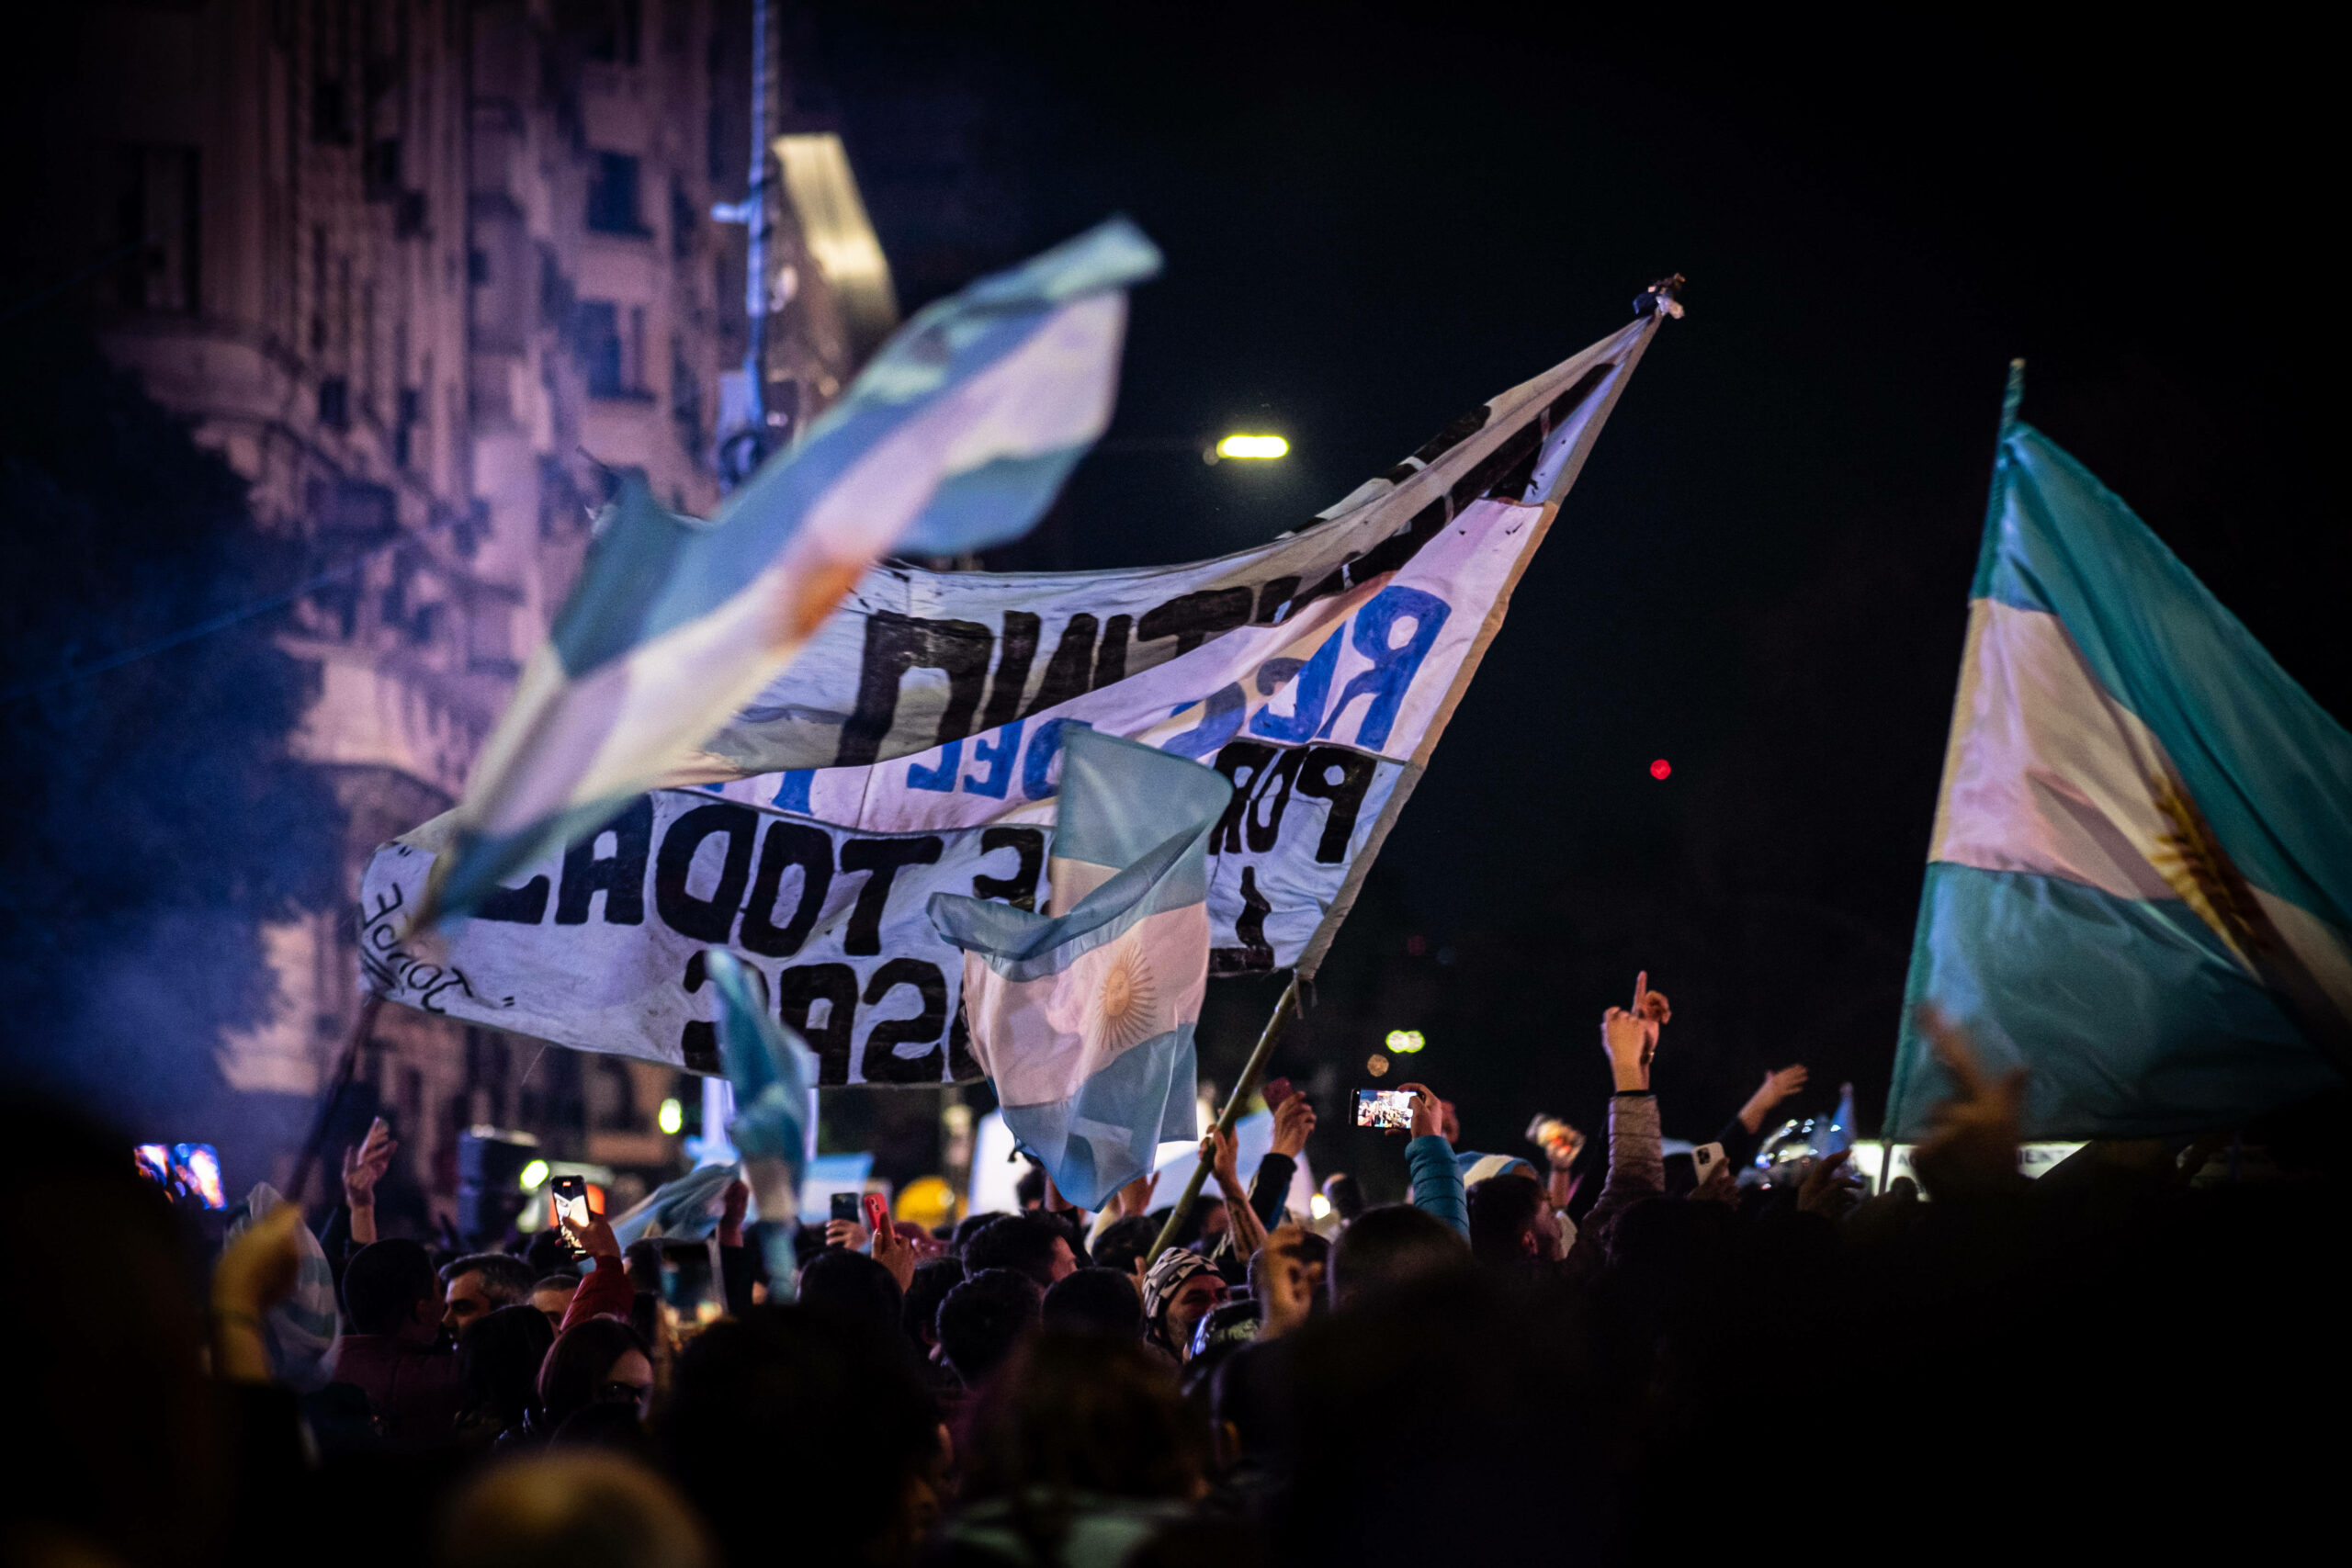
[{"x1": 362, "y1": 318, "x2": 1660, "y2": 1082}]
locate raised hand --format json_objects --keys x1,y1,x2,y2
[
  {"x1": 1258, "y1": 1224, "x2": 1317, "y2": 1338},
  {"x1": 1911, "y1": 1008, "x2": 2028, "y2": 1199},
  {"x1": 341, "y1": 1116, "x2": 397, "y2": 1244},
  {"x1": 1204, "y1": 1123, "x2": 1243, "y2": 1188},
  {"x1": 1796, "y1": 1145, "x2": 1865, "y2": 1218},
  {"x1": 1270, "y1": 1092, "x2": 1317, "y2": 1158},
  {"x1": 1737, "y1": 1064, "x2": 1811, "y2": 1134},
  {"x1": 1600, "y1": 992, "x2": 1651, "y2": 1092},
  {"x1": 869, "y1": 1216, "x2": 917, "y2": 1292},
  {"x1": 1631, "y1": 970, "x2": 1672, "y2": 1062},
  {"x1": 1395, "y1": 1082, "x2": 1444, "y2": 1141},
  {"x1": 823, "y1": 1217, "x2": 870, "y2": 1252}
]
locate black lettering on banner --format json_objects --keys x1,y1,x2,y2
[
  {"x1": 1212, "y1": 865, "x2": 1275, "y2": 975},
  {"x1": 676, "y1": 949, "x2": 722, "y2": 1074},
  {"x1": 654, "y1": 802, "x2": 759, "y2": 942},
  {"x1": 837, "y1": 611, "x2": 993, "y2": 767},
  {"x1": 945, "y1": 1000, "x2": 982, "y2": 1081},
  {"x1": 1252, "y1": 576, "x2": 1300, "y2": 625},
  {"x1": 1091, "y1": 614, "x2": 1132, "y2": 689},
  {"x1": 555, "y1": 796, "x2": 653, "y2": 925},
  {"x1": 738, "y1": 820, "x2": 833, "y2": 957},
  {"x1": 1295, "y1": 747, "x2": 1379, "y2": 863},
  {"x1": 1410, "y1": 402, "x2": 1492, "y2": 466},
  {"x1": 859, "y1": 958, "x2": 949, "y2": 1083},
  {"x1": 779, "y1": 962, "x2": 859, "y2": 1085},
  {"x1": 838, "y1": 836, "x2": 944, "y2": 955},
  {"x1": 978, "y1": 611, "x2": 1040, "y2": 732},
  {"x1": 1023, "y1": 615, "x2": 1098, "y2": 716},
  {"x1": 1209, "y1": 740, "x2": 1276, "y2": 854},
  {"x1": 972, "y1": 825, "x2": 1046, "y2": 910},
  {"x1": 1136, "y1": 588, "x2": 1253, "y2": 658},
  {"x1": 476, "y1": 874, "x2": 549, "y2": 924},
  {"x1": 1449, "y1": 414, "x2": 1544, "y2": 514},
  {"x1": 1245, "y1": 748, "x2": 1310, "y2": 853}
]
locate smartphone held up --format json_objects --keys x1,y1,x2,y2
[{"x1": 1354, "y1": 1088, "x2": 1416, "y2": 1132}]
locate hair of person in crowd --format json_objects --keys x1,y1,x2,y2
[
  {"x1": 1246, "y1": 1229, "x2": 1328, "y2": 1310},
  {"x1": 549, "y1": 1398, "x2": 654, "y2": 1459},
  {"x1": 537, "y1": 1316, "x2": 653, "y2": 1432},
  {"x1": 965, "y1": 1210, "x2": 1082, "y2": 1289},
  {"x1": 797, "y1": 1245, "x2": 906, "y2": 1342},
  {"x1": 1208, "y1": 1337, "x2": 1296, "y2": 1478},
  {"x1": 435, "y1": 1450, "x2": 712, "y2": 1568},
  {"x1": 904, "y1": 1255, "x2": 966, "y2": 1357},
  {"x1": 1090, "y1": 1213, "x2": 1161, "y2": 1280},
  {"x1": 938, "y1": 1266, "x2": 1046, "y2": 1386},
  {"x1": 531, "y1": 1271, "x2": 581, "y2": 1331},
  {"x1": 1326, "y1": 1203, "x2": 1471, "y2": 1308},
  {"x1": 456, "y1": 1302, "x2": 556, "y2": 1445},
  {"x1": 345, "y1": 1237, "x2": 446, "y2": 1337},
  {"x1": 1042, "y1": 1266, "x2": 1147, "y2": 1338},
  {"x1": 957, "y1": 1331, "x2": 1205, "y2": 1557},
  {"x1": 952, "y1": 1209, "x2": 1010, "y2": 1256},
  {"x1": 1464, "y1": 1171, "x2": 1566, "y2": 1267},
  {"x1": 522, "y1": 1228, "x2": 574, "y2": 1277},
  {"x1": 1014, "y1": 1158, "x2": 1048, "y2": 1210},
  {"x1": 442, "y1": 1250, "x2": 539, "y2": 1335},
  {"x1": 661, "y1": 1305, "x2": 942, "y2": 1568},
  {"x1": 1158, "y1": 1193, "x2": 1227, "y2": 1251}
]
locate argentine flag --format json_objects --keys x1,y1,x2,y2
[
  {"x1": 707, "y1": 946, "x2": 818, "y2": 1294},
  {"x1": 1891, "y1": 372, "x2": 2351, "y2": 1139},
  {"x1": 424, "y1": 219, "x2": 1161, "y2": 921},
  {"x1": 929, "y1": 729, "x2": 1233, "y2": 1208}
]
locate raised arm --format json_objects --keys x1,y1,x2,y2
[
  {"x1": 1576, "y1": 973, "x2": 1670, "y2": 1259},
  {"x1": 1399, "y1": 1083, "x2": 1467, "y2": 1237}
]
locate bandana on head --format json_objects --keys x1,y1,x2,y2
[{"x1": 1142, "y1": 1246, "x2": 1214, "y2": 1324}]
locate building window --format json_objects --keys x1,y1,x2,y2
[
  {"x1": 577, "y1": 300, "x2": 650, "y2": 399},
  {"x1": 318, "y1": 377, "x2": 349, "y2": 431},
  {"x1": 112, "y1": 145, "x2": 200, "y2": 315},
  {"x1": 670, "y1": 179, "x2": 696, "y2": 258},
  {"x1": 585, "y1": 152, "x2": 648, "y2": 236}
]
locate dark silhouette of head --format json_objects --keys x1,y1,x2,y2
[
  {"x1": 937, "y1": 1266, "x2": 1044, "y2": 1385},
  {"x1": 1042, "y1": 1266, "x2": 1146, "y2": 1338},
  {"x1": 1328, "y1": 1204, "x2": 1470, "y2": 1308}
]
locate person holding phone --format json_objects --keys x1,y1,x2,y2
[{"x1": 551, "y1": 1182, "x2": 633, "y2": 1335}]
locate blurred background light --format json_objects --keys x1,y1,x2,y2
[
  {"x1": 518, "y1": 1158, "x2": 550, "y2": 1191},
  {"x1": 1215, "y1": 434, "x2": 1288, "y2": 459},
  {"x1": 1385, "y1": 1029, "x2": 1426, "y2": 1054}
]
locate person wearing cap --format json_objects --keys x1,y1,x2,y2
[{"x1": 1141, "y1": 1247, "x2": 1226, "y2": 1364}]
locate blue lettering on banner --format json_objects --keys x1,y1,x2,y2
[
  {"x1": 1161, "y1": 683, "x2": 1244, "y2": 761},
  {"x1": 1319, "y1": 586, "x2": 1451, "y2": 750},
  {"x1": 1248, "y1": 628, "x2": 1342, "y2": 743},
  {"x1": 772, "y1": 771, "x2": 814, "y2": 814},
  {"x1": 1022, "y1": 716, "x2": 1092, "y2": 800},
  {"x1": 907, "y1": 739, "x2": 964, "y2": 792},
  {"x1": 963, "y1": 720, "x2": 1023, "y2": 798}
]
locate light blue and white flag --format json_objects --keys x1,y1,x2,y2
[
  {"x1": 707, "y1": 946, "x2": 820, "y2": 1292},
  {"x1": 928, "y1": 728, "x2": 1233, "y2": 1207},
  {"x1": 1890, "y1": 369, "x2": 2351, "y2": 1138},
  {"x1": 422, "y1": 219, "x2": 1161, "y2": 922}
]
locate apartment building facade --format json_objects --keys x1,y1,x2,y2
[{"x1": 21, "y1": 0, "x2": 892, "y2": 1217}]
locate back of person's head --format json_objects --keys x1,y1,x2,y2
[
  {"x1": 550, "y1": 1399, "x2": 650, "y2": 1460},
  {"x1": 964, "y1": 1211, "x2": 1071, "y2": 1288},
  {"x1": 1042, "y1": 1266, "x2": 1145, "y2": 1338},
  {"x1": 7, "y1": 1095, "x2": 220, "y2": 1565},
  {"x1": 662, "y1": 1305, "x2": 937, "y2": 1568},
  {"x1": 1211, "y1": 1337, "x2": 1297, "y2": 1466},
  {"x1": 905, "y1": 1256, "x2": 966, "y2": 1350},
  {"x1": 435, "y1": 1450, "x2": 711, "y2": 1568},
  {"x1": 964, "y1": 1331, "x2": 1201, "y2": 1506},
  {"x1": 523, "y1": 1228, "x2": 574, "y2": 1276},
  {"x1": 442, "y1": 1249, "x2": 537, "y2": 1304},
  {"x1": 1161, "y1": 1195, "x2": 1224, "y2": 1250},
  {"x1": 1090, "y1": 1213, "x2": 1159, "y2": 1280},
  {"x1": 1014, "y1": 1159, "x2": 1048, "y2": 1209},
  {"x1": 937, "y1": 1266, "x2": 1044, "y2": 1385},
  {"x1": 459, "y1": 1303, "x2": 557, "y2": 1431},
  {"x1": 1329, "y1": 1204, "x2": 1470, "y2": 1307},
  {"x1": 538, "y1": 1316, "x2": 649, "y2": 1431},
  {"x1": 953, "y1": 1209, "x2": 1009, "y2": 1256},
  {"x1": 346, "y1": 1237, "x2": 441, "y2": 1335},
  {"x1": 1466, "y1": 1173, "x2": 1547, "y2": 1266},
  {"x1": 797, "y1": 1246, "x2": 905, "y2": 1340}
]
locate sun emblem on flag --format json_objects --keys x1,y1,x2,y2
[{"x1": 1083, "y1": 939, "x2": 1161, "y2": 1054}]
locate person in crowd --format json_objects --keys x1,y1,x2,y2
[
  {"x1": 454, "y1": 1301, "x2": 555, "y2": 1448},
  {"x1": 1247, "y1": 1224, "x2": 1324, "y2": 1337},
  {"x1": 442, "y1": 1250, "x2": 538, "y2": 1335},
  {"x1": 1042, "y1": 1266, "x2": 1147, "y2": 1338},
  {"x1": 1325, "y1": 1205, "x2": 1469, "y2": 1309},
  {"x1": 538, "y1": 1316, "x2": 654, "y2": 1433},
  {"x1": 336, "y1": 1236, "x2": 463, "y2": 1443},
  {"x1": 1142, "y1": 1247, "x2": 1227, "y2": 1362},
  {"x1": 943, "y1": 1331, "x2": 1204, "y2": 1565},
  {"x1": 964, "y1": 1211, "x2": 1081, "y2": 1289},
  {"x1": 938, "y1": 1267, "x2": 1046, "y2": 1388},
  {"x1": 662, "y1": 1306, "x2": 942, "y2": 1567},
  {"x1": 1464, "y1": 1170, "x2": 1572, "y2": 1269},
  {"x1": 436, "y1": 1449, "x2": 713, "y2": 1568},
  {"x1": 1088, "y1": 1213, "x2": 1160, "y2": 1280},
  {"x1": 797, "y1": 1246, "x2": 907, "y2": 1343},
  {"x1": 952, "y1": 1210, "x2": 1009, "y2": 1255},
  {"x1": 554, "y1": 1205, "x2": 636, "y2": 1332},
  {"x1": 532, "y1": 1270, "x2": 582, "y2": 1330},
  {"x1": 905, "y1": 1255, "x2": 967, "y2": 1373},
  {"x1": 1202, "y1": 1337, "x2": 1295, "y2": 1525},
  {"x1": 1714, "y1": 1062, "x2": 1811, "y2": 1168}
]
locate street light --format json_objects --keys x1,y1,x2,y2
[{"x1": 1213, "y1": 434, "x2": 1289, "y2": 460}]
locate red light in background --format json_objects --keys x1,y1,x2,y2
[{"x1": 1649, "y1": 758, "x2": 1672, "y2": 780}]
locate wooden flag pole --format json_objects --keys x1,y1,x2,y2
[
  {"x1": 288, "y1": 993, "x2": 382, "y2": 1207},
  {"x1": 1144, "y1": 972, "x2": 1302, "y2": 1269}
]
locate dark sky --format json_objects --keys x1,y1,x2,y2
[{"x1": 820, "y1": 6, "x2": 2342, "y2": 1160}]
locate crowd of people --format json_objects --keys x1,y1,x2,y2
[{"x1": 13, "y1": 979, "x2": 2345, "y2": 1567}]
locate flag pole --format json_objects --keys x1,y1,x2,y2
[
  {"x1": 1144, "y1": 972, "x2": 1302, "y2": 1267},
  {"x1": 288, "y1": 993, "x2": 382, "y2": 1207}
]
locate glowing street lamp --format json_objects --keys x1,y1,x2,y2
[
  {"x1": 1212, "y1": 433, "x2": 1289, "y2": 460},
  {"x1": 1385, "y1": 1029, "x2": 1426, "y2": 1055}
]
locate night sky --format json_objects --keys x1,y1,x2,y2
[{"x1": 807, "y1": 5, "x2": 2345, "y2": 1175}]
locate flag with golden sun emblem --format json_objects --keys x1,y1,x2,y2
[
  {"x1": 928, "y1": 728, "x2": 1233, "y2": 1207},
  {"x1": 1889, "y1": 368, "x2": 2352, "y2": 1139}
]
